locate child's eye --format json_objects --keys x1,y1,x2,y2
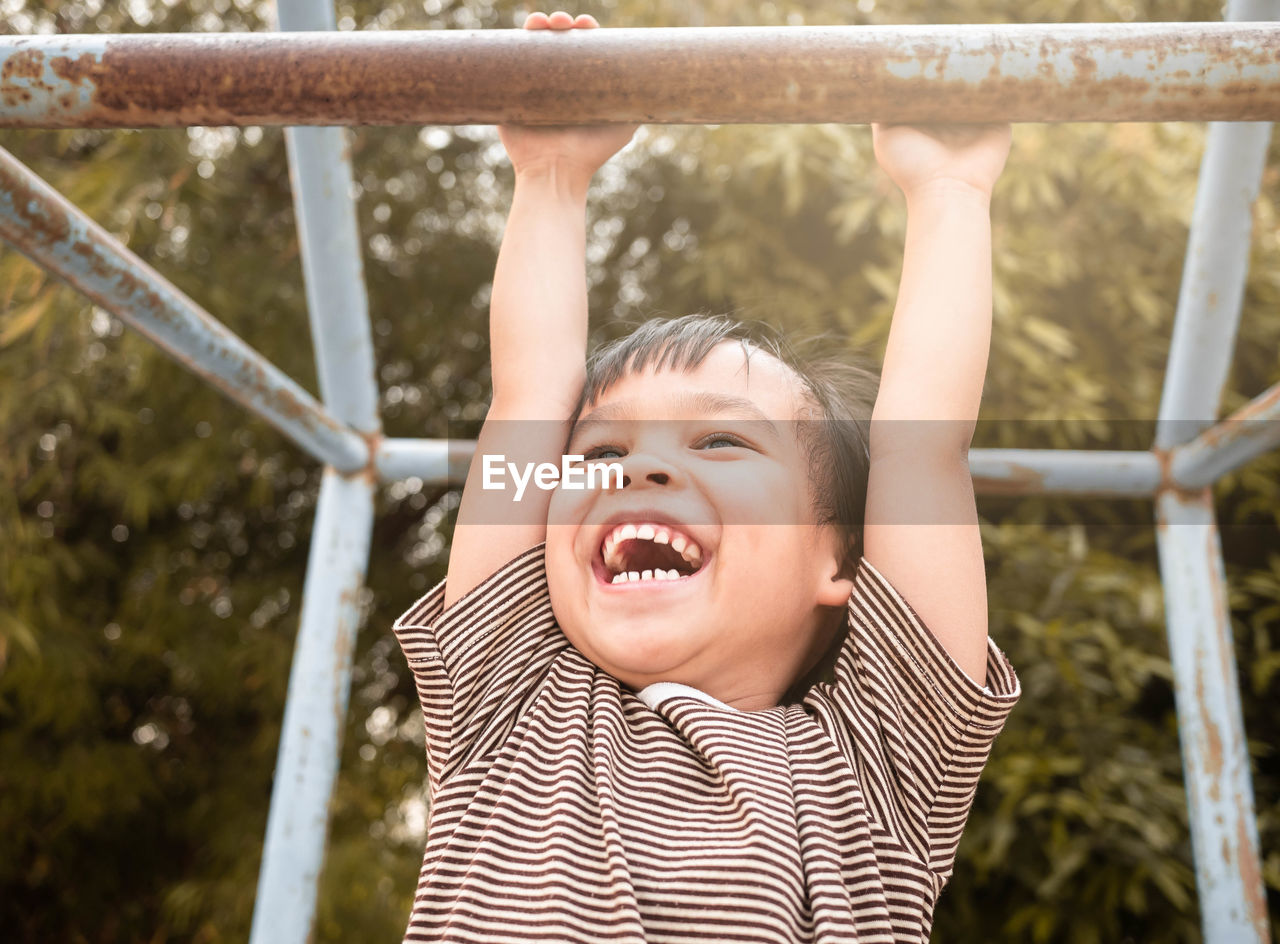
[
  {"x1": 695, "y1": 433, "x2": 749, "y2": 450},
  {"x1": 583, "y1": 445, "x2": 625, "y2": 461}
]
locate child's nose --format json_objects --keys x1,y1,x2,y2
[
  {"x1": 622, "y1": 470, "x2": 668, "y2": 488},
  {"x1": 618, "y1": 452, "x2": 675, "y2": 489}
]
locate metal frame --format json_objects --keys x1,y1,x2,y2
[{"x1": 1, "y1": 4, "x2": 1275, "y2": 942}]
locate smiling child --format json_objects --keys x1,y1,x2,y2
[{"x1": 392, "y1": 11, "x2": 1021, "y2": 943}]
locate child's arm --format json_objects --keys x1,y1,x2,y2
[
  {"x1": 444, "y1": 12, "x2": 635, "y2": 608},
  {"x1": 864, "y1": 123, "x2": 1013, "y2": 687}
]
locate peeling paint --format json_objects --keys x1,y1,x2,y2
[
  {"x1": 1196, "y1": 667, "x2": 1225, "y2": 798},
  {"x1": 1236, "y1": 798, "x2": 1269, "y2": 937}
]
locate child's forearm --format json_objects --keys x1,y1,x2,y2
[
  {"x1": 489, "y1": 164, "x2": 591, "y2": 416},
  {"x1": 444, "y1": 164, "x2": 594, "y2": 606},
  {"x1": 871, "y1": 182, "x2": 993, "y2": 455}
]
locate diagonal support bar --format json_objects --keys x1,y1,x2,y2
[
  {"x1": 0, "y1": 146, "x2": 368, "y2": 472},
  {"x1": 3, "y1": 23, "x2": 1280, "y2": 128},
  {"x1": 1170, "y1": 381, "x2": 1280, "y2": 488}
]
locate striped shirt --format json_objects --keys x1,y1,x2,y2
[{"x1": 393, "y1": 544, "x2": 1020, "y2": 943}]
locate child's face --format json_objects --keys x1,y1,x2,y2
[{"x1": 544, "y1": 342, "x2": 853, "y2": 709}]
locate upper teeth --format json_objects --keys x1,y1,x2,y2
[
  {"x1": 611, "y1": 568, "x2": 683, "y2": 584},
  {"x1": 601, "y1": 521, "x2": 703, "y2": 578}
]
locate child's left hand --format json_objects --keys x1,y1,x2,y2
[{"x1": 871, "y1": 123, "x2": 1012, "y2": 200}]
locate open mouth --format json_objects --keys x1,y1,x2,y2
[{"x1": 597, "y1": 522, "x2": 705, "y2": 585}]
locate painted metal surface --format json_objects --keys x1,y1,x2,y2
[
  {"x1": 249, "y1": 469, "x2": 375, "y2": 944},
  {"x1": 282, "y1": 125, "x2": 379, "y2": 432},
  {"x1": 1171, "y1": 381, "x2": 1280, "y2": 488},
  {"x1": 375, "y1": 436, "x2": 472, "y2": 485},
  {"x1": 0, "y1": 145, "x2": 368, "y2": 472},
  {"x1": 1154, "y1": 491, "x2": 1269, "y2": 941},
  {"x1": 967, "y1": 448, "x2": 1161, "y2": 497},
  {"x1": 4, "y1": 23, "x2": 1280, "y2": 128},
  {"x1": 1153, "y1": 118, "x2": 1273, "y2": 448}
]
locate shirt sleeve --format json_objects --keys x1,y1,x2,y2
[
  {"x1": 392, "y1": 543, "x2": 568, "y2": 788},
  {"x1": 804, "y1": 555, "x2": 1020, "y2": 880}
]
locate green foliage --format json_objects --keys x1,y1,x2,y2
[{"x1": 2, "y1": 0, "x2": 1277, "y2": 941}]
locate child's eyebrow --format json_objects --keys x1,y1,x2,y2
[{"x1": 569, "y1": 391, "x2": 782, "y2": 443}]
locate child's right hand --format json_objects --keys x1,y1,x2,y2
[{"x1": 498, "y1": 12, "x2": 637, "y2": 186}]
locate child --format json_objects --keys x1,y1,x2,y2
[{"x1": 393, "y1": 11, "x2": 1020, "y2": 943}]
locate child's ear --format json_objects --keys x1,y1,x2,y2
[
  {"x1": 814, "y1": 527, "x2": 856, "y2": 608},
  {"x1": 816, "y1": 569, "x2": 855, "y2": 608}
]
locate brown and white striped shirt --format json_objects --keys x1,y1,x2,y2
[{"x1": 393, "y1": 544, "x2": 1019, "y2": 943}]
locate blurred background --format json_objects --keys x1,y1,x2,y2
[{"x1": 1, "y1": 1, "x2": 1278, "y2": 941}]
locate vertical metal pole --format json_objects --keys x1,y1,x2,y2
[
  {"x1": 1154, "y1": 492, "x2": 1269, "y2": 940},
  {"x1": 249, "y1": 470, "x2": 375, "y2": 944},
  {"x1": 1152, "y1": 3, "x2": 1274, "y2": 940},
  {"x1": 275, "y1": 0, "x2": 380, "y2": 436},
  {"x1": 251, "y1": 2, "x2": 381, "y2": 941},
  {"x1": 1155, "y1": 4, "x2": 1276, "y2": 441}
]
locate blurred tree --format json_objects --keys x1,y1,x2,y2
[{"x1": 0, "y1": 0, "x2": 1276, "y2": 942}]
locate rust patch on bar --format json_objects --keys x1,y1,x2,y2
[
  {"x1": 49, "y1": 52, "x2": 102, "y2": 85},
  {"x1": 335, "y1": 582, "x2": 358, "y2": 729},
  {"x1": 1197, "y1": 667, "x2": 1224, "y2": 801},
  {"x1": 971, "y1": 463, "x2": 1046, "y2": 496},
  {"x1": 343, "y1": 429, "x2": 384, "y2": 485},
  {"x1": 1153, "y1": 445, "x2": 1211, "y2": 502},
  {"x1": 1236, "y1": 796, "x2": 1269, "y2": 936},
  {"x1": 0, "y1": 47, "x2": 104, "y2": 118},
  {"x1": 0, "y1": 163, "x2": 72, "y2": 247},
  {"x1": 1, "y1": 48, "x2": 44, "y2": 81}
]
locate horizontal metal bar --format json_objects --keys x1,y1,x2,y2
[
  {"x1": 3, "y1": 24, "x2": 1280, "y2": 128},
  {"x1": 0, "y1": 146, "x2": 369, "y2": 473},
  {"x1": 961, "y1": 448, "x2": 1161, "y2": 496},
  {"x1": 1170, "y1": 381, "x2": 1280, "y2": 487},
  {"x1": 377, "y1": 439, "x2": 1163, "y2": 497},
  {"x1": 375, "y1": 437, "x2": 472, "y2": 485}
]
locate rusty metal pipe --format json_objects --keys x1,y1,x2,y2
[
  {"x1": 3, "y1": 24, "x2": 1280, "y2": 128},
  {"x1": 0, "y1": 146, "x2": 369, "y2": 472}
]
